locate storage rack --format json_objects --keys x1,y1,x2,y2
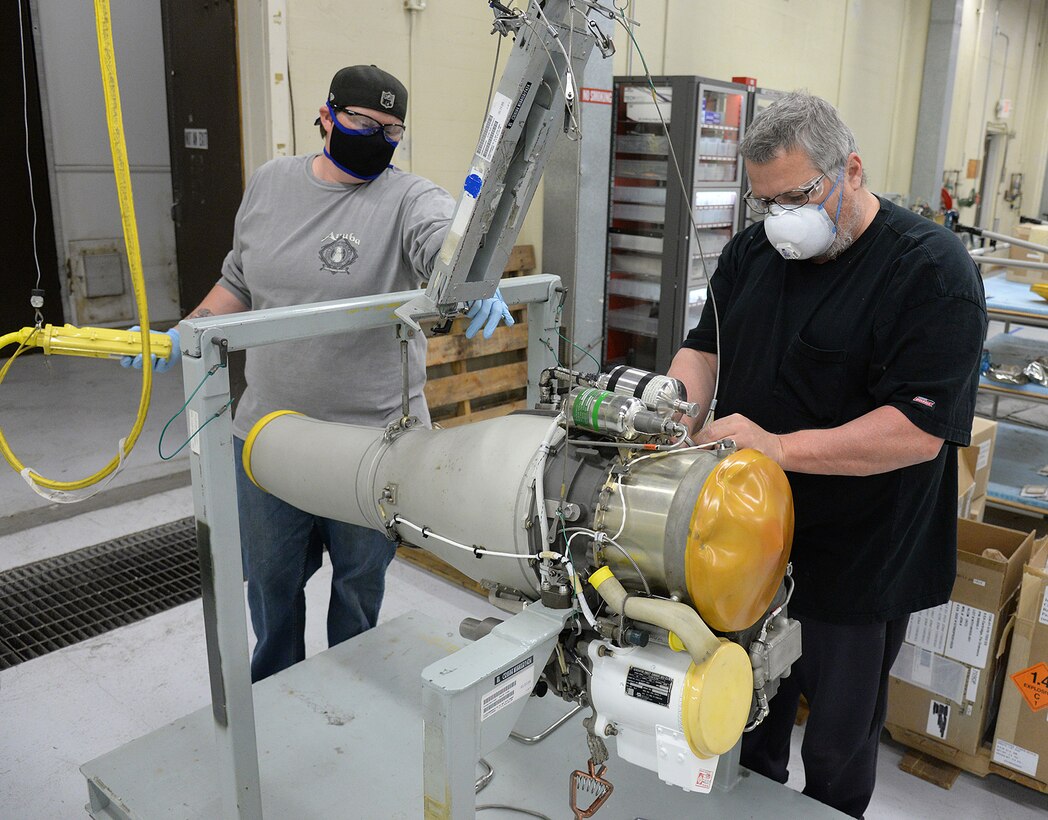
[
  {"x1": 980, "y1": 273, "x2": 1048, "y2": 516},
  {"x1": 604, "y1": 76, "x2": 749, "y2": 373}
]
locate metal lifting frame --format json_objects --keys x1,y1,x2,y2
[
  {"x1": 177, "y1": 275, "x2": 562, "y2": 819},
  {"x1": 170, "y1": 5, "x2": 616, "y2": 814},
  {"x1": 395, "y1": 0, "x2": 602, "y2": 327}
]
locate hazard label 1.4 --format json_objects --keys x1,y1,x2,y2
[{"x1": 1010, "y1": 661, "x2": 1048, "y2": 712}]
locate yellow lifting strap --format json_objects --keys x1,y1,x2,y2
[{"x1": 0, "y1": 0, "x2": 162, "y2": 494}]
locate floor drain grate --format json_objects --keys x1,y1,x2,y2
[{"x1": 0, "y1": 517, "x2": 201, "y2": 669}]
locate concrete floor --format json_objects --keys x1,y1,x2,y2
[{"x1": 1, "y1": 352, "x2": 1048, "y2": 819}]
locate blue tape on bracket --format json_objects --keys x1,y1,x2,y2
[{"x1": 464, "y1": 173, "x2": 483, "y2": 198}]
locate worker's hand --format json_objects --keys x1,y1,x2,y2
[
  {"x1": 695, "y1": 413, "x2": 786, "y2": 467},
  {"x1": 464, "y1": 289, "x2": 514, "y2": 339},
  {"x1": 120, "y1": 326, "x2": 182, "y2": 373}
]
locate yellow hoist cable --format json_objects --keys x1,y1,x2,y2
[{"x1": 0, "y1": 0, "x2": 157, "y2": 493}]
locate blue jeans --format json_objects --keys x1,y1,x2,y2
[{"x1": 233, "y1": 436, "x2": 397, "y2": 682}]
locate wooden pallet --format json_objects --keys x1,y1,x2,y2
[
  {"x1": 885, "y1": 722, "x2": 1048, "y2": 794},
  {"x1": 423, "y1": 245, "x2": 535, "y2": 427},
  {"x1": 395, "y1": 546, "x2": 487, "y2": 598},
  {"x1": 886, "y1": 723, "x2": 992, "y2": 789},
  {"x1": 399, "y1": 247, "x2": 538, "y2": 590},
  {"x1": 898, "y1": 748, "x2": 967, "y2": 790}
]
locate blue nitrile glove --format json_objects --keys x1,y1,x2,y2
[
  {"x1": 120, "y1": 326, "x2": 182, "y2": 373},
  {"x1": 464, "y1": 289, "x2": 514, "y2": 339}
]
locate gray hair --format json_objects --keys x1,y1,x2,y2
[{"x1": 740, "y1": 91, "x2": 860, "y2": 178}]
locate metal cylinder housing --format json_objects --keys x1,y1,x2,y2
[{"x1": 244, "y1": 412, "x2": 793, "y2": 630}]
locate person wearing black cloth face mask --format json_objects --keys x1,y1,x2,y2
[
  {"x1": 322, "y1": 101, "x2": 402, "y2": 180},
  {"x1": 125, "y1": 64, "x2": 513, "y2": 685},
  {"x1": 314, "y1": 64, "x2": 407, "y2": 181}
]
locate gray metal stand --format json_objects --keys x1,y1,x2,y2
[
  {"x1": 81, "y1": 277, "x2": 561, "y2": 819},
  {"x1": 82, "y1": 612, "x2": 847, "y2": 819},
  {"x1": 422, "y1": 603, "x2": 572, "y2": 817},
  {"x1": 80, "y1": 274, "x2": 843, "y2": 818}
]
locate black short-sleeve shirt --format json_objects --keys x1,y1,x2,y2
[{"x1": 682, "y1": 197, "x2": 987, "y2": 623}]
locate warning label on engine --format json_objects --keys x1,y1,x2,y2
[{"x1": 626, "y1": 667, "x2": 673, "y2": 707}]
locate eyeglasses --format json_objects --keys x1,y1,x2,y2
[
  {"x1": 331, "y1": 106, "x2": 406, "y2": 142},
  {"x1": 743, "y1": 174, "x2": 826, "y2": 215}
]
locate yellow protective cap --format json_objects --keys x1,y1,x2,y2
[
  {"x1": 681, "y1": 640, "x2": 753, "y2": 759},
  {"x1": 242, "y1": 410, "x2": 303, "y2": 490},
  {"x1": 588, "y1": 565, "x2": 614, "y2": 589},
  {"x1": 667, "y1": 631, "x2": 685, "y2": 653},
  {"x1": 684, "y1": 449, "x2": 794, "y2": 632}
]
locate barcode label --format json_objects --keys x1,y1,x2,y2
[
  {"x1": 481, "y1": 681, "x2": 517, "y2": 719},
  {"x1": 481, "y1": 662, "x2": 532, "y2": 721},
  {"x1": 476, "y1": 93, "x2": 512, "y2": 162}
]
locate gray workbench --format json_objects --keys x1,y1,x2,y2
[{"x1": 82, "y1": 611, "x2": 845, "y2": 819}]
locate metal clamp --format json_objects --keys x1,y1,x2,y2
[{"x1": 383, "y1": 415, "x2": 423, "y2": 443}]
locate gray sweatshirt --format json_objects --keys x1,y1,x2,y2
[{"x1": 219, "y1": 154, "x2": 454, "y2": 439}]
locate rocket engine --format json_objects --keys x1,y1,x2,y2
[{"x1": 242, "y1": 365, "x2": 801, "y2": 792}]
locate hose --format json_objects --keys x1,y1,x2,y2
[
  {"x1": 588, "y1": 566, "x2": 721, "y2": 665},
  {"x1": 0, "y1": 0, "x2": 156, "y2": 495}
]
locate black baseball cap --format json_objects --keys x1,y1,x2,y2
[{"x1": 319, "y1": 64, "x2": 408, "y2": 123}]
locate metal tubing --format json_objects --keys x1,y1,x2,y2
[
  {"x1": 475, "y1": 759, "x2": 494, "y2": 793},
  {"x1": 971, "y1": 256, "x2": 1048, "y2": 270},
  {"x1": 510, "y1": 703, "x2": 585, "y2": 744},
  {"x1": 978, "y1": 229, "x2": 1048, "y2": 254}
]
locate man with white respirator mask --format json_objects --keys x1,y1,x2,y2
[{"x1": 668, "y1": 91, "x2": 986, "y2": 818}]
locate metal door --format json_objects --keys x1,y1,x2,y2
[{"x1": 160, "y1": 0, "x2": 244, "y2": 316}]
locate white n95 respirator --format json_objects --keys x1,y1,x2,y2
[{"x1": 763, "y1": 172, "x2": 844, "y2": 260}]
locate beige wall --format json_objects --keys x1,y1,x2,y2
[
  {"x1": 611, "y1": 0, "x2": 931, "y2": 196},
  {"x1": 274, "y1": 0, "x2": 1048, "y2": 260},
  {"x1": 947, "y1": 0, "x2": 1048, "y2": 233},
  {"x1": 283, "y1": 1, "x2": 536, "y2": 253}
]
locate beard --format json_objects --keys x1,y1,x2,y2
[{"x1": 821, "y1": 191, "x2": 860, "y2": 260}]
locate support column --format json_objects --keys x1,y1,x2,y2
[
  {"x1": 181, "y1": 330, "x2": 263, "y2": 819},
  {"x1": 909, "y1": 0, "x2": 964, "y2": 207}
]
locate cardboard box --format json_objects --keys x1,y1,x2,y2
[
  {"x1": 991, "y1": 536, "x2": 1048, "y2": 787},
  {"x1": 958, "y1": 447, "x2": 976, "y2": 519},
  {"x1": 964, "y1": 418, "x2": 998, "y2": 502},
  {"x1": 968, "y1": 494, "x2": 987, "y2": 523},
  {"x1": 1006, "y1": 223, "x2": 1048, "y2": 284},
  {"x1": 888, "y1": 520, "x2": 1034, "y2": 755},
  {"x1": 953, "y1": 519, "x2": 1033, "y2": 611}
]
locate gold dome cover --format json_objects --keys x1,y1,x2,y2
[{"x1": 684, "y1": 449, "x2": 794, "y2": 632}]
